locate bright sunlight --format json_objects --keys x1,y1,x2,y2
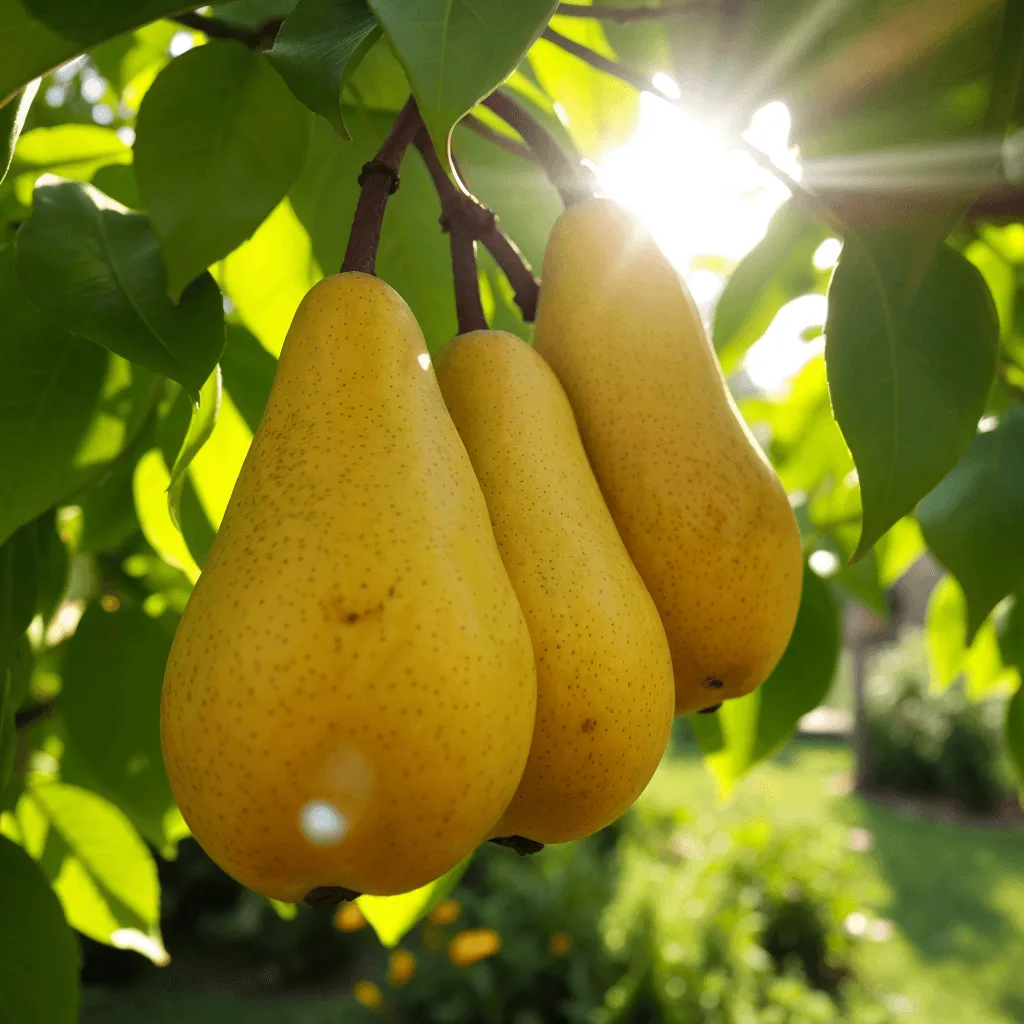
[{"x1": 596, "y1": 87, "x2": 832, "y2": 394}]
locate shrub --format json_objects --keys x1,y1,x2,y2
[{"x1": 864, "y1": 631, "x2": 1014, "y2": 813}]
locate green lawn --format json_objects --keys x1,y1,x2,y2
[
  {"x1": 83, "y1": 740, "x2": 1024, "y2": 1024},
  {"x1": 643, "y1": 742, "x2": 1024, "y2": 1024}
]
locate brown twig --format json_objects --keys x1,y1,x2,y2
[
  {"x1": 556, "y1": 2, "x2": 701, "y2": 21},
  {"x1": 418, "y1": 133, "x2": 540, "y2": 320},
  {"x1": 462, "y1": 115, "x2": 539, "y2": 163},
  {"x1": 341, "y1": 98, "x2": 421, "y2": 275},
  {"x1": 482, "y1": 91, "x2": 593, "y2": 206},
  {"x1": 449, "y1": 219, "x2": 488, "y2": 334},
  {"x1": 171, "y1": 12, "x2": 281, "y2": 48},
  {"x1": 541, "y1": 26, "x2": 651, "y2": 92}
]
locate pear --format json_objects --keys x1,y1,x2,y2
[
  {"x1": 435, "y1": 330, "x2": 674, "y2": 842},
  {"x1": 534, "y1": 199, "x2": 803, "y2": 713},
  {"x1": 161, "y1": 273, "x2": 536, "y2": 900}
]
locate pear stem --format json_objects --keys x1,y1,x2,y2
[
  {"x1": 481, "y1": 91, "x2": 593, "y2": 208},
  {"x1": 414, "y1": 131, "x2": 540, "y2": 322},
  {"x1": 449, "y1": 220, "x2": 488, "y2": 334},
  {"x1": 340, "y1": 97, "x2": 421, "y2": 276}
]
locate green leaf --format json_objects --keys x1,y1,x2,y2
[
  {"x1": 73, "y1": 449, "x2": 144, "y2": 555},
  {"x1": 0, "y1": 520, "x2": 40, "y2": 675},
  {"x1": 6, "y1": 782, "x2": 166, "y2": 964},
  {"x1": 925, "y1": 575, "x2": 1020, "y2": 700},
  {"x1": 0, "y1": 835, "x2": 79, "y2": 1024},
  {"x1": 135, "y1": 42, "x2": 310, "y2": 300},
  {"x1": 692, "y1": 565, "x2": 840, "y2": 791},
  {"x1": 215, "y1": 200, "x2": 321, "y2": 357},
  {"x1": 0, "y1": 0, "x2": 211, "y2": 106},
  {"x1": 359, "y1": 855, "x2": 470, "y2": 947},
  {"x1": 367, "y1": 0, "x2": 557, "y2": 158},
  {"x1": 10, "y1": 123, "x2": 130, "y2": 182},
  {"x1": 59, "y1": 604, "x2": 184, "y2": 854},
  {"x1": 1007, "y1": 681, "x2": 1024, "y2": 794},
  {"x1": 918, "y1": 409, "x2": 1024, "y2": 641},
  {"x1": 713, "y1": 202, "x2": 829, "y2": 373},
  {"x1": 0, "y1": 245, "x2": 157, "y2": 546},
  {"x1": 1001, "y1": 591, "x2": 1024, "y2": 672},
  {"x1": 0, "y1": 673, "x2": 15, "y2": 792},
  {"x1": 220, "y1": 323, "x2": 277, "y2": 434},
  {"x1": 167, "y1": 369, "x2": 223, "y2": 531},
  {"x1": 133, "y1": 448, "x2": 201, "y2": 583},
  {"x1": 825, "y1": 235, "x2": 999, "y2": 560},
  {"x1": 267, "y1": 0, "x2": 382, "y2": 137},
  {"x1": 16, "y1": 179, "x2": 225, "y2": 400},
  {"x1": 290, "y1": 112, "x2": 455, "y2": 351},
  {"x1": 0, "y1": 80, "x2": 39, "y2": 184}
]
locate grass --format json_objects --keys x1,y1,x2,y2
[
  {"x1": 644, "y1": 740, "x2": 1024, "y2": 1024},
  {"x1": 82, "y1": 739, "x2": 1024, "y2": 1023}
]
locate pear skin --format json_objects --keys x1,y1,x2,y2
[
  {"x1": 161, "y1": 273, "x2": 536, "y2": 900},
  {"x1": 435, "y1": 330, "x2": 674, "y2": 843},
  {"x1": 534, "y1": 199, "x2": 803, "y2": 714}
]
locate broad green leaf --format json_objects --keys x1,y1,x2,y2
[
  {"x1": 10, "y1": 124, "x2": 130, "y2": 203},
  {"x1": 0, "y1": 520, "x2": 40, "y2": 674},
  {"x1": 167, "y1": 369, "x2": 223, "y2": 530},
  {"x1": 0, "y1": 835, "x2": 79, "y2": 1024},
  {"x1": 877, "y1": 516, "x2": 926, "y2": 587},
  {"x1": 925, "y1": 575, "x2": 1020, "y2": 700},
  {"x1": 290, "y1": 112, "x2": 455, "y2": 351},
  {"x1": 0, "y1": 674, "x2": 14, "y2": 792},
  {"x1": 1001, "y1": 592, "x2": 1024, "y2": 672},
  {"x1": 825, "y1": 235, "x2": 999, "y2": 559},
  {"x1": 1007, "y1": 682, "x2": 1024, "y2": 794},
  {"x1": 133, "y1": 449, "x2": 201, "y2": 582},
  {"x1": 220, "y1": 323, "x2": 278, "y2": 434},
  {"x1": 343, "y1": 32, "x2": 409, "y2": 110},
  {"x1": 216, "y1": 200, "x2": 321, "y2": 357},
  {"x1": 713, "y1": 202, "x2": 829, "y2": 373},
  {"x1": 16, "y1": 179, "x2": 225, "y2": 400},
  {"x1": 212, "y1": 0, "x2": 299, "y2": 25},
  {"x1": 267, "y1": 0, "x2": 382, "y2": 137},
  {"x1": 965, "y1": 240, "x2": 1014, "y2": 338},
  {"x1": 359, "y1": 855, "x2": 470, "y2": 947},
  {"x1": 5, "y1": 783, "x2": 166, "y2": 963},
  {"x1": 528, "y1": 15, "x2": 636, "y2": 159},
  {"x1": 918, "y1": 409, "x2": 1024, "y2": 641},
  {"x1": 367, "y1": 0, "x2": 557, "y2": 158},
  {"x1": 0, "y1": 0, "x2": 211, "y2": 107},
  {"x1": 135, "y1": 42, "x2": 310, "y2": 300},
  {"x1": 59, "y1": 605, "x2": 182, "y2": 852},
  {"x1": 692, "y1": 566, "x2": 839, "y2": 791},
  {"x1": 72, "y1": 448, "x2": 144, "y2": 555},
  {"x1": 0, "y1": 80, "x2": 39, "y2": 184},
  {"x1": 0, "y1": 245, "x2": 157, "y2": 546}
]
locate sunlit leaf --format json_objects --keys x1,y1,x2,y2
[
  {"x1": 0, "y1": 245, "x2": 157, "y2": 546},
  {"x1": 1007, "y1": 682, "x2": 1024, "y2": 795},
  {"x1": 713, "y1": 202, "x2": 829, "y2": 373},
  {"x1": 359, "y1": 856, "x2": 470, "y2": 947},
  {"x1": 918, "y1": 408, "x2": 1024, "y2": 641},
  {"x1": 0, "y1": 80, "x2": 39, "y2": 184},
  {"x1": 4, "y1": 782, "x2": 166, "y2": 963},
  {"x1": 368, "y1": 0, "x2": 557, "y2": 158},
  {"x1": 216, "y1": 200, "x2": 321, "y2": 357},
  {"x1": 10, "y1": 124, "x2": 130, "y2": 203},
  {"x1": 16, "y1": 179, "x2": 225, "y2": 400},
  {"x1": 267, "y1": 0, "x2": 382, "y2": 137},
  {"x1": 135, "y1": 42, "x2": 310, "y2": 300},
  {"x1": 133, "y1": 449, "x2": 201, "y2": 583},
  {"x1": 925, "y1": 575, "x2": 1020, "y2": 700},
  {"x1": 825, "y1": 235, "x2": 999, "y2": 559},
  {"x1": 220, "y1": 323, "x2": 277, "y2": 434},
  {"x1": 692, "y1": 565, "x2": 839, "y2": 791},
  {"x1": 167, "y1": 369, "x2": 223, "y2": 531},
  {"x1": 0, "y1": 835, "x2": 79, "y2": 1024}
]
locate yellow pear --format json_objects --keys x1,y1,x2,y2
[
  {"x1": 533, "y1": 199, "x2": 803, "y2": 714},
  {"x1": 161, "y1": 273, "x2": 537, "y2": 901},
  {"x1": 434, "y1": 330, "x2": 674, "y2": 843}
]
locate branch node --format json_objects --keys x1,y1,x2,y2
[{"x1": 358, "y1": 160, "x2": 401, "y2": 195}]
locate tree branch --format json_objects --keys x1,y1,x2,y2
[
  {"x1": 341, "y1": 97, "x2": 421, "y2": 275},
  {"x1": 481, "y1": 92, "x2": 593, "y2": 206},
  {"x1": 171, "y1": 12, "x2": 281, "y2": 48},
  {"x1": 555, "y1": 2, "x2": 701, "y2": 21},
  {"x1": 449, "y1": 219, "x2": 488, "y2": 334},
  {"x1": 541, "y1": 26, "x2": 652, "y2": 92},
  {"x1": 462, "y1": 115, "x2": 539, "y2": 163},
  {"x1": 415, "y1": 130, "x2": 540, "y2": 324}
]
